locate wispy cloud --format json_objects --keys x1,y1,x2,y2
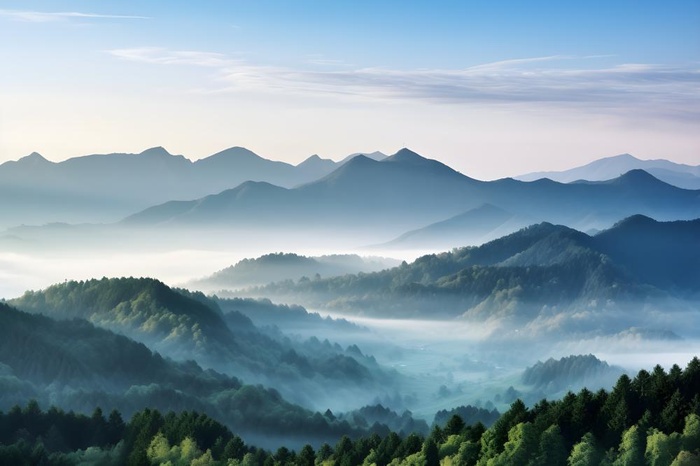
[
  {"x1": 305, "y1": 55, "x2": 355, "y2": 68},
  {"x1": 0, "y1": 9, "x2": 148, "y2": 23},
  {"x1": 110, "y1": 48, "x2": 231, "y2": 67},
  {"x1": 108, "y1": 47, "x2": 700, "y2": 120}
]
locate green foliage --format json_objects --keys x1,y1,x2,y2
[
  {"x1": 613, "y1": 424, "x2": 645, "y2": 466},
  {"x1": 433, "y1": 406, "x2": 500, "y2": 430},
  {"x1": 529, "y1": 424, "x2": 567, "y2": 466},
  {"x1": 421, "y1": 438, "x2": 439, "y2": 466},
  {"x1": 567, "y1": 432, "x2": 601, "y2": 466},
  {"x1": 522, "y1": 354, "x2": 623, "y2": 394},
  {"x1": 252, "y1": 222, "x2": 657, "y2": 320},
  {"x1": 1, "y1": 360, "x2": 700, "y2": 465},
  {"x1": 8, "y1": 278, "x2": 393, "y2": 415},
  {"x1": 670, "y1": 450, "x2": 700, "y2": 466},
  {"x1": 645, "y1": 428, "x2": 681, "y2": 466},
  {"x1": 681, "y1": 413, "x2": 700, "y2": 453}
]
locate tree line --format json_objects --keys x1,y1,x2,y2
[{"x1": 1, "y1": 357, "x2": 698, "y2": 465}]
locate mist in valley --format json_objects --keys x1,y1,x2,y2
[{"x1": 0, "y1": 146, "x2": 698, "y2": 461}]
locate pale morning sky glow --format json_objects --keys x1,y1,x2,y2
[{"x1": 0, "y1": 0, "x2": 698, "y2": 179}]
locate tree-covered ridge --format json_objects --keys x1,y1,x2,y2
[
  {"x1": 0, "y1": 303, "x2": 419, "y2": 449},
  {"x1": 191, "y1": 253, "x2": 396, "y2": 290},
  {"x1": 11, "y1": 277, "x2": 235, "y2": 361},
  {"x1": 0, "y1": 301, "x2": 240, "y2": 395},
  {"x1": 248, "y1": 217, "x2": 700, "y2": 326},
  {"x1": 214, "y1": 297, "x2": 366, "y2": 335},
  {"x1": 9, "y1": 278, "x2": 397, "y2": 410},
  {"x1": 433, "y1": 406, "x2": 500, "y2": 430},
  {"x1": 248, "y1": 223, "x2": 641, "y2": 318},
  {"x1": 522, "y1": 354, "x2": 625, "y2": 394},
  {"x1": 1, "y1": 358, "x2": 698, "y2": 465}
]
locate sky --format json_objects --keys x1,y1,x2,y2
[{"x1": 0, "y1": 0, "x2": 698, "y2": 180}]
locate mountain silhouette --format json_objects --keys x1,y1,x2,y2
[
  {"x1": 517, "y1": 153, "x2": 700, "y2": 189},
  {"x1": 125, "y1": 147, "x2": 700, "y2": 242},
  {"x1": 0, "y1": 146, "x2": 382, "y2": 227}
]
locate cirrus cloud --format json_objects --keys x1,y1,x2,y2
[
  {"x1": 0, "y1": 9, "x2": 148, "y2": 22},
  {"x1": 108, "y1": 47, "x2": 700, "y2": 121}
]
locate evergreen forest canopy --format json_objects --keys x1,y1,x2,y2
[{"x1": 0, "y1": 360, "x2": 698, "y2": 465}]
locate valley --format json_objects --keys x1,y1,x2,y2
[{"x1": 0, "y1": 146, "x2": 698, "y2": 465}]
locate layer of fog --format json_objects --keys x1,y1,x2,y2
[
  {"x1": 2, "y1": 231, "x2": 698, "y2": 424},
  {"x1": 0, "y1": 244, "x2": 431, "y2": 301},
  {"x1": 296, "y1": 309, "x2": 700, "y2": 418}
]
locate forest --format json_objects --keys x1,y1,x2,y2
[{"x1": 0, "y1": 360, "x2": 698, "y2": 465}]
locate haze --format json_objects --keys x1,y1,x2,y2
[{"x1": 1, "y1": 1, "x2": 699, "y2": 179}]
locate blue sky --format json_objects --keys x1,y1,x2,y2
[{"x1": 0, "y1": 0, "x2": 698, "y2": 179}]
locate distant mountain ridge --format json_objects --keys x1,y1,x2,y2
[
  {"x1": 2, "y1": 146, "x2": 698, "y2": 245},
  {"x1": 246, "y1": 216, "x2": 700, "y2": 335},
  {"x1": 124, "y1": 149, "x2": 700, "y2": 241},
  {"x1": 0, "y1": 146, "x2": 386, "y2": 227},
  {"x1": 516, "y1": 153, "x2": 700, "y2": 189},
  {"x1": 377, "y1": 203, "x2": 535, "y2": 250},
  {"x1": 190, "y1": 253, "x2": 399, "y2": 291},
  {"x1": 521, "y1": 354, "x2": 625, "y2": 394}
]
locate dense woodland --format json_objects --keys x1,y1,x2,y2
[
  {"x1": 0, "y1": 301, "x2": 420, "y2": 449},
  {"x1": 248, "y1": 218, "x2": 700, "y2": 329},
  {"x1": 9, "y1": 279, "x2": 398, "y2": 411},
  {"x1": 521, "y1": 354, "x2": 625, "y2": 395},
  {"x1": 247, "y1": 224, "x2": 627, "y2": 315},
  {"x1": 1, "y1": 359, "x2": 698, "y2": 465},
  {"x1": 192, "y1": 253, "x2": 397, "y2": 290}
]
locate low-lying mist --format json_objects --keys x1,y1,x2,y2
[
  {"x1": 0, "y1": 224, "x2": 430, "y2": 299},
  {"x1": 276, "y1": 307, "x2": 700, "y2": 419},
  {"x1": 2, "y1": 221, "x2": 698, "y2": 449}
]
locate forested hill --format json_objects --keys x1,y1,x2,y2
[
  {"x1": 249, "y1": 217, "x2": 700, "y2": 328},
  {"x1": 0, "y1": 302, "x2": 424, "y2": 450},
  {"x1": 191, "y1": 253, "x2": 398, "y2": 290},
  {"x1": 9, "y1": 278, "x2": 398, "y2": 412},
  {"x1": 0, "y1": 358, "x2": 698, "y2": 465},
  {"x1": 522, "y1": 354, "x2": 626, "y2": 394},
  {"x1": 10, "y1": 277, "x2": 241, "y2": 362},
  {"x1": 0, "y1": 301, "x2": 240, "y2": 396},
  {"x1": 246, "y1": 222, "x2": 636, "y2": 318}
]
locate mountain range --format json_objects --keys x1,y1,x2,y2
[
  {"x1": 376, "y1": 203, "x2": 535, "y2": 250},
  {"x1": 2, "y1": 146, "x2": 698, "y2": 254},
  {"x1": 516, "y1": 153, "x2": 700, "y2": 189},
  {"x1": 241, "y1": 215, "x2": 700, "y2": 335},
  {"x1": 190, "y1": 253, "x2": 399, "y2": 291},
  {"x1": 0, "y1": 146, "x2": 386, "y2": 227},
  {"x1": 124, "y1": 149, "x2": 700, "y2": 243}
]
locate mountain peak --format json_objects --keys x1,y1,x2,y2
[
  {"x1": 212, "y1": 146, "x2": 260, "y2": 158},
  {"x1": 384, "y1": 148, "x2": 426, "y2": 164},
  {"x1": 15, "y1": 152, "x2": 52, "y2": 165},
  {"x1": 296, "y1": 154, "x2": 337, "y2": 172},
  {"x1": 381, "y1": 147, "x2": 470, "y2": 180},
  {"x1": 614, "y1": 169, "x2": 663, "y2": 184},
  {"x1": 610, "y1": 214, "x2": 657, "y2": 230},
  {"x1": 339, "y1": 151, "x2": 387, "y2": 164},
  {"x1": 342, "y1": 154, "x2": 375, "y2": 166},
  {"x1": 139, "y1": 146, "x2": 172, "y2": 157},
  {"x1": 604, "y1": 153, "x2": 638, "y2": 162}
]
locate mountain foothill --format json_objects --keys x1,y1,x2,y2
[{"x1": 0, "y1": 145, "x2": 698, "y2": 462}]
